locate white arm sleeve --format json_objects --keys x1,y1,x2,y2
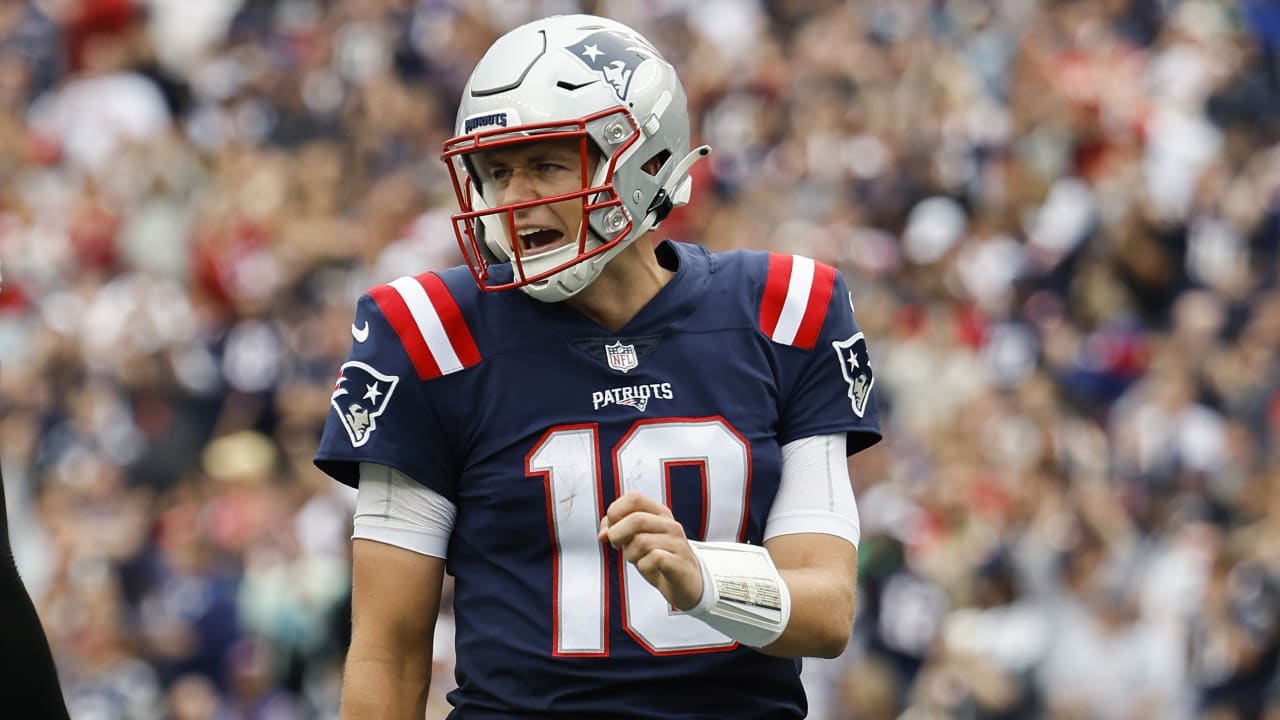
[
  {"x1": 763, "y1": 433, "x2": 861, "y2": 547},
  {"x1": 353, "y1": 462, "x2": 456, "y2": 558}
]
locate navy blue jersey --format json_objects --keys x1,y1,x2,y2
[{"x1": 316, "y1": 240, "x2": 881, "y2": 719}]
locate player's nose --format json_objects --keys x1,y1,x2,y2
[{"x1": 504, "y1": 168, "x2": 541, "y2": 204}]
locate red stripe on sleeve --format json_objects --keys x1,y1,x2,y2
[
  {"x1": 418, "y1": 273, "x2": 481, "y2": 369},
  {"x1": 758, "y1": 253, "x2": 793, "y2": 338},
  {"x1": 791, "y1": 261, "x2": 837, "y2": 350},
  {"x1": 369, "y1": 284, "x2": 443, "y2": 379}
]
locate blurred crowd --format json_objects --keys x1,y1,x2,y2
[{"x1": 1, "y1": 0, "x2": 1278, "y2": 718}]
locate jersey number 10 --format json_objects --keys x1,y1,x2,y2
[{"x1": 527, "y1": 418, "x2": 750, "y2": 656}]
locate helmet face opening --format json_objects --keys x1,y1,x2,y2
[{"x1": 443, "y1": 108, "x2": 640, "y2": 293}]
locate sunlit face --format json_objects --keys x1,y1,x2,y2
[{"x1": 475, "y1": 137, "x2": 599, "y2": 258}]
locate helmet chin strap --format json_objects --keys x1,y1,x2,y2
[{"x1": 667, "y1": 145, "x2": 712, "y2": 204}]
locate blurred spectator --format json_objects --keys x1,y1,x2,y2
[{"x1": 27, "y1": 0, "x2": 173, "y2": 180}]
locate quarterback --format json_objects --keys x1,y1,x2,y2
[{"x1": 315, "y1": 13, "x2": 881, "y2": 719}]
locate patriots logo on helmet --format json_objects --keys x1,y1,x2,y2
[
  {"x1": 832, "y1": 332, "x2": 874, "y2": 418},
  {"x1": 331, "y1": 361, "x2": 399, "y2": 447},
  {"x1": 565, "y1": 30, "x2": 658, "y2": 101}
]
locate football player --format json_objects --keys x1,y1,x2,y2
[{"x1": 315, "y1": 13, "x2": 881, "y2": 719}]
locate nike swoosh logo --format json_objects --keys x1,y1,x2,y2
[
  {"x1": 351, "y1": 321, "x2": 369, "y2": 343},
  {"x1": 557, "y1": 80, "x2": 598, "y2": 91}
]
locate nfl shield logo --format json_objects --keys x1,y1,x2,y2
[{"x1": 605, "y1": 341, "x2": 638, "y2": 373}]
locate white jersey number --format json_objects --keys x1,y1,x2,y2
[{"x1": 527, "y1": 418, "x2": 750, "y2": 656}]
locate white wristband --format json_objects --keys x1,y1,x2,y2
[{"x1": 680, "y1": 540, "x2": 791, "y2": 648}]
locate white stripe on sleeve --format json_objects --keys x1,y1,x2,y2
[
  {"x1": 772, "y1": 255, "x2": 815, "y2": 345},
  {"x1": 388, "y1": 276, "x2": 463, "y2": 374}
]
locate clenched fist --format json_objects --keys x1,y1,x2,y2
[{"x1": 598, "y1": 491, "x2": 705, "y2": 611}]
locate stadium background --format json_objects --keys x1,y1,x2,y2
[{"x1": 1, "y1": 0, "x2": 1278, "y2": 718}]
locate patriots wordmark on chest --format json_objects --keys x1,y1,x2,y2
[{"x1": 591, "y1": 381, "x2": 674, "y2": 412}]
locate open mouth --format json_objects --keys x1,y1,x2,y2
[{"x1": 517, "y1": 228, "x2": 568, "y2": 256}]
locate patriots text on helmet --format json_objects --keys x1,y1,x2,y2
[{"x1": 464, "y1": 112, "x2": 510, "y2": 133}]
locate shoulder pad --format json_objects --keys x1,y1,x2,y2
[
  {"x1": 368, "y1": 272, "x2": 481, "y2": 379},
  {"x1": 757, "y1": 253, "x2": 838, "y2": 350}
]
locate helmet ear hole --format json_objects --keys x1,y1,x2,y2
[{"x1": 642, "y1": 150, "x2": 671, "y2": 176}]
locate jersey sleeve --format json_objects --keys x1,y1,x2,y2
[
  {"x1": 759, "y1": 254, "x2": 882, "y2": 455},
  {"x1": 313, "y1": 277, "x2": 476, "y2": 502}
]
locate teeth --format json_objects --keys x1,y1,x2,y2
[{"x1": 518, "y1": 228, "x2": 549, "y2": 238}]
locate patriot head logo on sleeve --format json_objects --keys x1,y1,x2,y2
[
  {"x1": 832, "y1": 332, "x2": 874, "y2": 418},
  {"x1": 564, "y1": 30, "x2": 659, "y2": 101},
  {"x1": 331, "y1": 361, "x2": 400, "y2": 446}
]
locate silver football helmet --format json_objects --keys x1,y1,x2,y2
[{"x1": 442, "y1": 14, "x2": 710, "y2": 302}]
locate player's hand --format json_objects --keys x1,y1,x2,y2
[{"x1": 598, "y1": 491, "x2": 704, "y2": 611}]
